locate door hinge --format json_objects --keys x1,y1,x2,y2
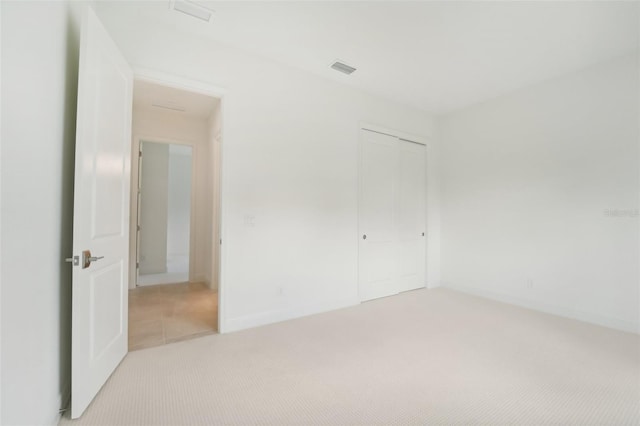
[
  {"x1": 136, "y1": 262, "x2": 140, "y2": 269},
  {"x1": 139, "y1": 150, "x2": 143, "y2": 157}
]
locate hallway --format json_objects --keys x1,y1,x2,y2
[{"x1": 128, "y1": 282, "x2": 218, "y2": 351}]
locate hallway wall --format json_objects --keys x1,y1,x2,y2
[{"x1": 1, "y1": 2, "x2": 81, "y2": 424}]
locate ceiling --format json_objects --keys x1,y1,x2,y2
[
  {"x1": 133, "y1": 79, "x2": 219, "y2": 119},
  {"x1": 103, "y1": 1, "x2": 639, "y2": 115}
]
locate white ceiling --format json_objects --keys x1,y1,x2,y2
[
  {"x1": 104, "y1": 1, "x2": 639, "y2": 114},
  {"x1": 133, "y1": 79, "x2": 219, "y2": 119}
]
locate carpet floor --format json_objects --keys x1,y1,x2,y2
[{"x1": 60, "y1": 288, "x2": 640, "y2": 425}]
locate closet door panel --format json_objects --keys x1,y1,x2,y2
[
  {"x1": 397, "y1": 140, "x2": 426, "y2": 292},
  {"x1": 358, "y1": 130, "x2": 399, "y2": 301}
]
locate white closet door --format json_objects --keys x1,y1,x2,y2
[
  {"x1": 358, "y1": 130, "x2": 399, "y2": 301},
  {"x1": 397, "y1": 140, "x2": 426, "y2": 292},
  {"x1": 359, "y1": 130, "x2": 427, "y2": 302}
]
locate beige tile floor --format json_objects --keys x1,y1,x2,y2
[{"x1": 129, "y1": 282, "x2": 218, "y2": 351}]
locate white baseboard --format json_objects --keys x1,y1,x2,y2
[
  {"x1": 224, "y1": 297, "x2": 360, "y2": 333},
  {"x1": 190, "y1": 275, "x2": 207, "y2": 284},
  {"x1": 427, "y1": 281, "x2": 443, "y2": 289},
  {"x1": 444, "y1": 283, "x2": 639, "y2": 335},
  {"x1": 45, "y1": 381, "x2": 70, "y2": 426},
  {"x1": 138, "y1": 263, "x2": 167, "y2": 275}
]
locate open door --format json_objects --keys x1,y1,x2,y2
[{"x1": 69, "y1": 6, "x2": 132, "y2": 419}]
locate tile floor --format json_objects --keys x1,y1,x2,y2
[
  {"x1": 137, "y1": 254, "x2": 190, "y2": 286},
  {"x1": 128, "y1": 282, "x2": 218, "y2": 351}
]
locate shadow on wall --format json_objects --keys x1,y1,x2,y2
[{"x1": 58, "y1": 3, "x2": 81, "y2": 409}]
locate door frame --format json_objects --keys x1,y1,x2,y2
[
  {"x1": 132, "y1": 136, "x2": 198, "y2": 287},
  {"x1": 129, "y1": 68, "x2": 229, "y2": 333},
  {"x1": 357, "y1": 122, "x2": 429, "y2": 302}
]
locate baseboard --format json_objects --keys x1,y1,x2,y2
[
  {"x1": 57, "y1": 381, "x2": 71, "y2": 423},
  {"x1": 138, "y1": 263, "x2": 167, "y2": 275},
  {"x1": 224, "y1": 297, "x2": 360, "y2": 333},
  {"x1": 43, "y1": 381, "x2": 70, "y2": 426},
  {"x1": 426, "y1": 281, "x2": 443, "y2": 289},
  {"x1": 444, "y1": 283, "x2": 639, "y2": 335},
  {"x1": 189, "y1": 275, "x2": 209, "y2": 287}
]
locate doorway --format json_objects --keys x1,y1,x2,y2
[
  {"x1": 68, "y1": 8, "x2": 229, "y2": 417},
  {"x1": 137, "y1": 141, "x2": 193, "y2": 286},
  {"x1": 128, "y1": 78, "x2": 223, "y2": 350}
]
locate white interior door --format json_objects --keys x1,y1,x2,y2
[
  {"x1": 358, "y1": 130, "x2": 399, "y2": 301},
  {"x1": 358, "y1": 129, "x2": 427, "y2": 302},
  {"x1": 397, "y1": 140, "x2": 426, "y2": 292},
  {"x1": 70, "y1": 6, "x2": 132, "y2": 419}
]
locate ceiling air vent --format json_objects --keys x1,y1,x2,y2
[
  {"x1": 170, "y1": 0, "x2": 214, "y2": 23},
  {"x1": 331, "y1": 61, "x2": 357, "y2": 75}
]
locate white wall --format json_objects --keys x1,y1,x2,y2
[
  {"x1": 166, "y1": 144, "x2": 192, "y2": 263},
  {"x1": 132, "y1": 106, "x2": 212, "y2": 284},
  {"x1": 439, "y1": 53, "x2": 639, "y2": 333},
  {"x1": 1, "y1": 4, "x2": 4, "y2": 422},
  {"x1": 1, "y1": 1, "x2": 80, "y2": 424},
  {"x1": 94, "y1": 7, "x2": 438, "y2": 332},
  {"x1": 138, "y1": 141, "x2": 170, "y2": 274}
]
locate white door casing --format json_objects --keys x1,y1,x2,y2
[
  {"x1": 358, "y1": 129, "x2": 427, "y2": 302},
  {"x1": 71, "y1": 6, "x2": 132, "y2": 419}
]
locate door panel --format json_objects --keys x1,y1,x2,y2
[
  {"x1": 397, "y1": 140, "x2": 426, "y2": 292},
  {"x1": 89, "y1": 262, "x2": 124, "y2": 359},
  {"x1": 358, "y1": 130, "x2": 399, "y2": 301},
  {"x1": 361, "y1": 140, "x2": 395, "y2": 240},
  {"x1": 71, "y1": 6, "x2": 132, "y2": 419}
]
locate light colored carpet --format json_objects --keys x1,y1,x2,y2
[{"x1": 60, "y1": 288, "x2": 640, "y2": 425}]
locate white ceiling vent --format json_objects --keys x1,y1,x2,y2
[
  {"x1": 170, "y1": 0, "x2": 215, "y2": 23},
  {"x1": 330, "y1": 61, "x2": 357, "y2": 75}
]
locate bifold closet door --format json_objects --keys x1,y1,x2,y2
[
  {"x1": 358, "y1": 130, "x2": 399, "y2": 301},
  {"x1": 359, "y1": 130, "x2": 427, "y2": 302}
]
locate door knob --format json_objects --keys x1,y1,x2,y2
[
  {"x1": 363, "y1": 234, "x2": 367, "y2": 240},
  {"x1": 82, "y1": 250, "x2": 104, "y2": 269}
]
